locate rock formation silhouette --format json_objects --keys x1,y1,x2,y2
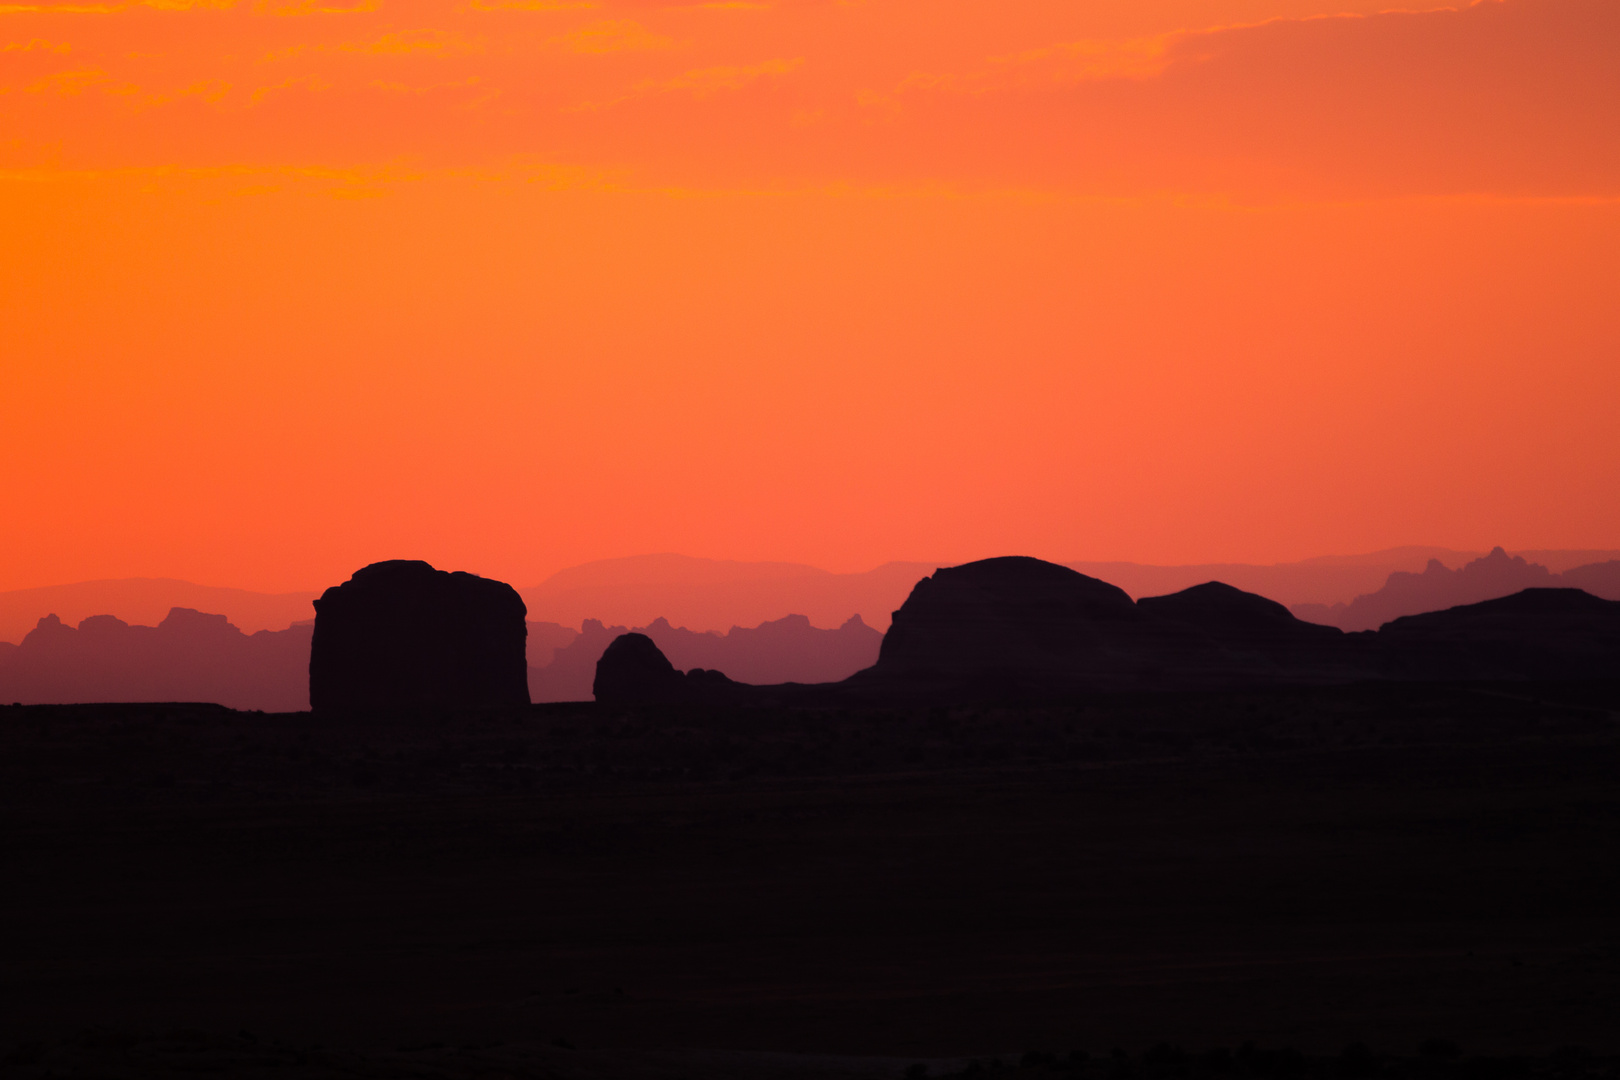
[
  {"x1": 858, "y1": 558, "x2": 1368, "y2": 699},
  {"x1": 864, "y1": 556, "x2": 1143, "y2": 698},
  {"x1": 594, "y1": 632, "x2": 688, "y2": 704},
  {"x1": 592, "y1": 556, "x2": 1620, "y2": 706},
  {"x1": 309, "y1": 560, "x2": 528, "y2": 713}
]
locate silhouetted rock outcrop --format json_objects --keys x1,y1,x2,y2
[
  {"x1": 592, "y1": 633, "x2": 741, "y2": 706},
  {"x1": 868, "y1": 556, "x2": 1141, "y2": 697},
  {"x1": 309, "y1": 561, "x2": 528, "y2": 713},
  {"x1": 1135, "y1": 580, "x2": 1363, "y2": 685},
  {"x1": 853, "y1": 558, "x2": 1362, "y2": 700},
  {"x1": 1138, "y1": 580, "x2": 1327, "y2": 638},
  {"x1": 593, "y1": 633, "x2": 687, "y2": 704}
]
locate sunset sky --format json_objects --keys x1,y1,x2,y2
[{"x1": 3, "y1": 0, "x2": 1616, "y2": 594}]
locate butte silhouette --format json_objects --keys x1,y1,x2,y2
[{"x1": 308, "y1": 560, "x2": 529, "y2": 713}]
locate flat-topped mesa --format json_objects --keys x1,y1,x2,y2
[{"x1": 309, "y1": 560, "x2": 529, "y2": 713}]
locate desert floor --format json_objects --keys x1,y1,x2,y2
[{"x1": 2, "y1": 683, "x2": 1618, "y2": 1078}]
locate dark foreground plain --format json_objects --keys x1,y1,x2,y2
[{"x1": 3, "y1": 685, "x2": 1619, "y2": 1079}]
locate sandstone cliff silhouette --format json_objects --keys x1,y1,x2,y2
[
  {"x1": 0, "y1": 608, "x2": 312, "y2": 711},
  {"x1": 309, "y1": 560, "x2": 529, "y2": 713},
  {"x1": 593, "y1": 556, "x2": 1620, "y2": 705},
  {"x1": 1291, "y1": 547, "x2": 1620, "y2": 630}
]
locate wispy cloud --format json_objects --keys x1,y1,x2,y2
[
  {"x1": 22, "y1": 66, "x2": 228, "y2": 105},
  {"x1": 554, "y1": 19, "x2": 673, "y2": 54},
  {"x1": 162, "y1": 77, "x2": 228, "y2": 103},
  {"x1": 2, "y1": 38, "x2": 70, "y2": 51},
  {"x1": 0, "y1": 158, "x2": 631, "y2": 198},
  {"x1": 268, "y1": 30, "x2": 483, "y2": 60},
  {"x1": 988, "y1": 35, "x2": 1174, "y2": 84},
  {"x1": 0, "y1": 0, "x2": 234, "y2": 10},
  {"x1": 648, "y1": 55, "x2": 799, "y2": 95},
  {"x1": 0, "y1": 3, "x2": 122, "y2": 12},
  {"x1": 249, "y1": 72, "x2": 329, "y2": 102},
  {"x1": 902, "y1": 34, "x2": 1174, "y2": 98},
  {"x1": 367, "y1": 73, "x2": 499, "y2": 106},
  {"x1": 370, "y1": 74, "x2": 481, "y2": 93},
  {"x1": 470, "y1": 0, "x2": 595, "y2": 9},
  {"x1": 253, "y1": 0, "x2": 377, "y2": 16},
  {"x1": 565, "y1": 54, "x2": 800, "y2": 111},
  {"x1": 26, "y1": 66, "x2": 116, "y2": 94}
]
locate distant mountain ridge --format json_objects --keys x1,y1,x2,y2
[
  {"x1": 0, "y1": 608, "x2": 312, "y2": 711},
  {"x1": 521, "y1": 555, "x2": 938, "y2": 634},
  {"x1": 1292, "y1": 548, "x2": 1620, "y2": 631},
  {"x1": 0, "y1": 579, "x2": 316, "y2": 646},
  {"x1": 10, "y1": 548, "x2": 1618, "y2": 646}
]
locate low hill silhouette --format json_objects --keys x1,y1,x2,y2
[
  {"x1": 594, "y1": 557, "x2": 1620, "y2": 704},
  {"x1": 1377, "y1": 587, "x2": 1620, "y2": 680},
  {"x1": 0, "y1": 608, "x2": 312, "y2": 711},
  {"x1": 1291, "y1": 547, "x2": 1620, "y2": 630},
  {"x1": 532, "y1": 612, "x2": 881, "y2": 702}
]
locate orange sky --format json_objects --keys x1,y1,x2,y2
[{"x1": 2, "y1": 0, "x2": 1617, "y2": 593}]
